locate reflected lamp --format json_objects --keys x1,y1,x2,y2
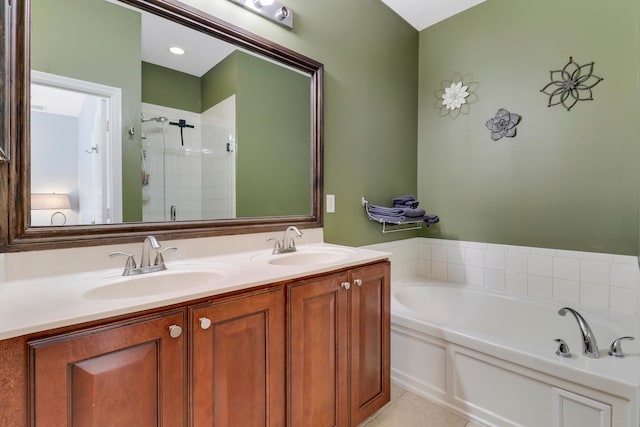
[{"x1": 31, "y1": 193, "x2": 71, "y2": 225}]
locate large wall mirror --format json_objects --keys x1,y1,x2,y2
[{"x1": 2, "y1": 0, "x2": 323, "y2": 250}]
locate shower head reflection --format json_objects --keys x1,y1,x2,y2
[{"x1": 141, "y1": 116, "x2": 169, "y2": 123}]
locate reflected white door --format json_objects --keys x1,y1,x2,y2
[{"x1": 30, "y1": 71, "x2": 122, "y2": 225}]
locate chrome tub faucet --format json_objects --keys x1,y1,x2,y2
[{"x1": 558, "y1": 307, "x2": 599, "y2": 359}]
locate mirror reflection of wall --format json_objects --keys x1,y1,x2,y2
[{"x1": 30, "y1": 0, "x2": 313, "y2": 226}]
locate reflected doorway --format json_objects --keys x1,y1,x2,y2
[{"x1": 30, "y1": 71, "x2": 122, "y2": 225}]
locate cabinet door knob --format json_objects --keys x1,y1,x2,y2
[
  {"x1": 354, "y1": 278, "x2": 363, "y2": 287},
  {"x1": 341, "y1": 281, "x2": 351, "y2": 290},
  {"x1": 199, "y1": 317, "x2": 212, "y2": 330},
  {"x1": 168, "y1": 325, "x2": 183, "y2": 338}
]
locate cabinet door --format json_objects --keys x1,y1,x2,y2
[
  {"x1": 349, "y1": 262, "x2": 390, "y2": 425},
  {"x1": 29, "y1": 309, "x2": 186, "y2": 427},
  {"x1": 191, "y1": 288, "x2": 285, "y2": 427},
  {"x1": 288, "y1": 273, "x2": 350, "y2": 427}
]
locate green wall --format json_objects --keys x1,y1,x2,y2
[
  {"x1": 418, "y1": 0, "x2": 640, "y2": 255},
  {"x1": 234, "y1": 52, "x2": 311, "y2": 217},
  {"x1": 31, "y1": 0, "x2": 143, "y2": 222},
  {"x1": 201, "y1": 50, "x2": 311, "y2": 217},
  {"x1": 147, "y1": 49, "x2": 311, "y2": 217},
  {"x1": 182, "y1": 0, "x2": 420, "y2": 245},
  {"x1": 141, "y1": 62, "x2": 201, "y2": 113},
  {"x1": 201, "y1": 53, "x2": 238, "y2": 108}
]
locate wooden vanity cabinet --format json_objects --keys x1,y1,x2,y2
[
  {"x1": 190, "y1": 287, "x2": 285, "y2": 427},
  {"x1": 348, "y1": 263, "x2": 391, "y2": 426},
  {"x1": 288, "y1": 270, "x2": 350, "y2": 427},
  {"x1": 20, "y1": 260, "x2": 388, "y2": 427},
  {"x1": 288, "y1": 262, "x2": 390, "y2": 427},
  {"x1": 28, "y1": 309, "x2": 187, "y2": 427}
]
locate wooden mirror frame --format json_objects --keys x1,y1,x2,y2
[{"x1": 0, "y1": 0, "x2": 323, "y2": 251}]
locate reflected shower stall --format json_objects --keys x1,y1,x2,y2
[{"x1": 141, "y1": 100, "x2": 236, "y2": 222}]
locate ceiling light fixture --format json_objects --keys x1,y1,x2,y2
[
  {"x1": 253, "y1": 0, "x2": 274, "y2": 7},
  {"x1": 227, "y1": 0, "x2": 293, "y2": 29},
  {"x1": 169, "y1": 46, "x2": 185, "y2": 55}
]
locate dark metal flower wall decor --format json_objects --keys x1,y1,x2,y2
[
  {"x1": 540, "y1": 56, "x2": 603, "y2": 111},
  {"x1": 434, "y1": 73, "x2": 480, "y2": 119},
  {"x1": 486, "y1": 109, "x2": 521, "y2": 141}
]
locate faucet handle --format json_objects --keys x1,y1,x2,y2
[
  {"x1": 109, "y1": 252, "x2": 137, "y2": 275},
  {"x1": 267, "y1": 237, "x2": 282, "y2": 254},
  {"x1": 608, "y1": 336, "x2": 635, "y2": 358},
  {"x1": 154, "y1": 247, "x2": 177, "y2": 268},
  {"x1": 554, "y1": 338, "x2": 572, "y2": 358},
  {"x1": 287, "y1": 236, "x2": 300, "y2": 251}
]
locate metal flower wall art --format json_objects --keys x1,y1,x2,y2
[
  {"x1": 434, "y1": 73, "x2": 479, "y2": 119},
  {"x1": 486, "y1": 109, "x2": 521, "y2": 141},
  {"x1": 540, "y1": 57, "x2": 603, "y2": 111}
]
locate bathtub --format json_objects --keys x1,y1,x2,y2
[{"x1": 390, "y1": 280, "x2": 640, "y2": 427}]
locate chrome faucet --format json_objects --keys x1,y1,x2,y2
[
  {"x1": 558, "y1": 307, "x2": 599, "y2": 359},
  {"x1": 110, "y1": 236, "x2": 176, "y2": 276},
  {"x1": 140, "y1": 235, "x2": 161, "y2": 268},
  {"x1": 268, "y1": 226, "x2": 303, "y2": 254}
]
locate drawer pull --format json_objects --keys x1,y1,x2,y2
[
  {"x1": 199, "y1": 317, "x2": 212, "y2": 330},
  {"x1": 341, "y1": 282, "x2": 351, "y2": 290},
  {"x1": 354, "y1": 278, "x2": 363, "y2": 287},
  {"x1": 168, "y1": 325, "x2": 183, "y2": 338}
]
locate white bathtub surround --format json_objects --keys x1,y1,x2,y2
[
  {"x1": 390, "y1": 281, "x2": 639, "y2": 427},
  {"x1": 361, "y1": 237, "x2": 640, "y2": 426},
  {"x1": 364, "y1": 238, "x2": 640, "y2": 314}
]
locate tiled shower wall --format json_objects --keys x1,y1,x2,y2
[
  {"x1": 142, "y1": 101, "x2": 235, "y2": 222},
  {"x1": 364, "y1": 238, "x2": 640, "y2": 314}
]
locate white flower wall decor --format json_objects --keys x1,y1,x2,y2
[
  {"x1": 442, "y1": 82, "x2": 469, "y2": 110},
  {"x1": 434, "y1": 73, "x2": 479, "y2": 119}
]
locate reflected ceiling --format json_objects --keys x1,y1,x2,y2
[{"x1": 105, "y1": 0, "x2": 236, "y2": 76}]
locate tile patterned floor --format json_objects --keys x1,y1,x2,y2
[{"x1": 360, "y1": 383, "x2": 487, "y2": 427}]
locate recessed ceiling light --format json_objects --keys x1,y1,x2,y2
[{"x1": 169, "y1": 46, "x2": 185, "y2": 55}]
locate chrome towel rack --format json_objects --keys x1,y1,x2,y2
[{"x1": 362, "y1": 197, "x2": 424, "y2": 234}]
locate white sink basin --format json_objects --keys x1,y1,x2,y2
[
  {"x1": 53, "y1": 268, "x2": 226, "y2": 300},
  {"x1": 82, "y1": 271, "x2": 222, "y2": 300},
  {"x1": 252, "y1": 247, "x2": 355, "y2": 266}
]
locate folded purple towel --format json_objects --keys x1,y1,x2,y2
[
  {"x1": 367, "y1": 211, "x2": 440, "y2": 225},
  {"x1": 392, "y1": 195, "x2": 419, "y2": 209},
  {"x1": 392, "y1": 195, "x2": 416, "y2": 204},
  {"x1": 424, "y1": 214, "x2": 440, "y2": 226},
  {"x1": 368, "y1": 205, "x2": 425, "y2": 218}
]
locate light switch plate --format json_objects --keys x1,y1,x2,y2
[{"x1": 326, "y1": 194, "x2": 335, "y2": 213}]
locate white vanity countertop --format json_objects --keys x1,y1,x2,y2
[{"x1": 0, "y1": 243, "x2": 389, "y2": 340}]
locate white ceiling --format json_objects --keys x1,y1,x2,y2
[
  {"x1": 104, "y1": 0, "x2": 237, "y2": 77},
  {"x1": 140, "y1": 12, "x2": 236, "y2": 77},
  {"x1": 379, "y1": 0, "x2": 487, "y2": 31}
]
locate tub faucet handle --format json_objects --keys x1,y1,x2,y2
[
  {"x1": 608, "y1": 336, "x2": 635, "y2": 358},
  {"x1": 554, "y1": 338, "x2": 572, "y2": 358}
]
